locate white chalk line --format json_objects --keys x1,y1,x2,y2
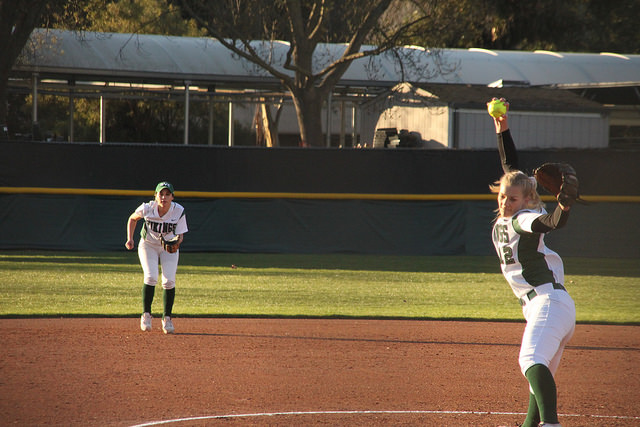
[{"x1": 130, "y1": 409, "x2": 640, "y2": 426}]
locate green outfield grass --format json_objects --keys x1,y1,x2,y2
[{"x1": 0, "y1": 251, "x2": 638, "y2": 324}]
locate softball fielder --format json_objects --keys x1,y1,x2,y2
[
  {"x1": 125, "y1": 181, "x2": 188, "y2": 334},
  {"x1": 489, "y1": 100, "x2": 576, "y2": 427}
]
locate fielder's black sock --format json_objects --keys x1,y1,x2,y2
[
  {"x1": 163, "y1": 288, "x2": 175, "y2": 319},
  {"x1": 142, "y1": 284, "x2": 155, "y2": 314},
  {"x1": 525, "y1": 363, "x2": 559, "y2": 424},
  {"x1": 521, "y1": 392, "x2": 541, "y2": 427}
]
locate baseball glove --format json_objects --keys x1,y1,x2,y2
[
  {"x1": 162, "y1": 235, "x2": 181, "y2": 253},
  {"x1": 533, "y1": 162, "x2": 582, "y2": 207}
]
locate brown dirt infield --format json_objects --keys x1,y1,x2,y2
[{"x1": 1, "y1": 318, "x2": 638, "y2": 426}]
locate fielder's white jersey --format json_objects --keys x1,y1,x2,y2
[
  {"x1": 492, "y1": 208, "x2": 564, "y2": 299},
  {"x1": 136, "y1": 201, "x2": 188, "y2": 244}
]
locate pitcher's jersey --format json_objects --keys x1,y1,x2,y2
[
  {"x1": 492, "y1": 208, "x2": 564, "y2": 299},
  {"x1": 136, "y1": 201, "x2": 188, "y2": 244}
]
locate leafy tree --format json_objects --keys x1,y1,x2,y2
[
  {"x1": 579, "y1": 0, "x2": 640, "y2": 54},
  {"x1": 402, "y1": 0, "x2": 639, "y2": 53},
  {"x1": 9, "y1": 0, "x2": 220, "y2": 143},
  {"x1": 81, "y1": 0, "x2": 204, "y2": 36},
  {"x1": 175, "y1": 0, "x2": 434, "y2": 147},
  {"x1": 60, "y1": 0, "x2": 212, "y2": 144},
  {"x1": 0, "y1": 0, "x2": 97, "y2": 139},
  {"x1": 0, "y1": 0, "x2": 53, "y2": 138}
]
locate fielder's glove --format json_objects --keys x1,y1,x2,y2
[
  {"x1": 162, "y1": 235, "x2": 181, "y2": 253},
  {"x1": 533, "y1": 162, "x2": 582, "y2": 207}
]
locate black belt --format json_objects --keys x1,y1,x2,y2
[{"x1": 519, "y1": 283, "x2": 566, "y2": 306}]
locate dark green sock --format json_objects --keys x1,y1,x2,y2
[
  {"x1": 521, "y1": 392, "x2": 541, "y2": 427},
  {"x1": 163, "y1": 288, "x2": 175, "y2": 319},
  {"x1": 142, "y1": 284, "x2": 155, "y2": 313},
  {"x1": 525, "y1": 364, "x2": 559, "y2": 424}
]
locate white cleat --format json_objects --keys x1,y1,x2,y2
[
  {"x1": 162, "y1": 316, "x2": 175, "y2": 334},
  {"x1": 140, "y1": 312, "x2": 152, "y2": 332}
]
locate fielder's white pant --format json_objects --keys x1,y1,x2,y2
[
  {"x1": 138, "y1": 239, "x2": 179, "y2": 289},
  {"x1": 519, "y1": 283, "x2": 576, "y2": 377}
]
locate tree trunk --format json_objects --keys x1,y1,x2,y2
[
  {"x1": 260, "y1": 102, "x2": 281, "y2": 147},
  {"x1": 254, "y1": 100, "x2": 282, "y2": 147},
  {"x1": 290, "y1": 87, "x2": 325, "y2": 147}
]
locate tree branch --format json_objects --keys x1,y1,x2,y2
[
  {"x1": 179, "y1": 0, "x2": 295, "y2": 88},
  {"x1": 307, "y1": 0, "x2": 327, "y2": 43},
  {"x1": 316, "y1": 9, "x2": 432, "y2": 90}
]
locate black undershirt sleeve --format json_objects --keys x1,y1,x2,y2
[
  {"x1": 531, "y1": 205, "x2": 570, "y2": 233},
  {"x1": 498, "y1": 128, "x2": 570, "y2": 234},
  {"x1": 497, "y1": 129, "x2": 519, "y2": 173}
]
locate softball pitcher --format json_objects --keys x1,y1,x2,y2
[
  {"x1": 488, "y1": 100, "x2": 576, "y2": 427},
  {"x1": 125, "y1": 181, "x2": 188, "y2": 334}
]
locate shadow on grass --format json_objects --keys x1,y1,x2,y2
[{"x1": 1, "y1": 250, "x2": 639, "y2": 277}]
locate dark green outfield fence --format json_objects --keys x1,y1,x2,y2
[{"x1": 1, "y1": 140, "x2": 639, "y2": 257}]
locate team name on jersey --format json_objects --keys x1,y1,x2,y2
[{"x1": 146, "y1": 220, "x2": 177, "y2": 234}]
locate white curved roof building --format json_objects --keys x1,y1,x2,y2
[
  {"x1": 9, "y1": 29, "x2": 639, "y2": 147},
  {"x1": 13, "y1": 29, "x2": 640, "y2": 90}
]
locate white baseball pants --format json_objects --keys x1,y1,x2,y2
[
  {"x1": 519, "y1": 283, "x2": 576, "y2": 376},
  {"x1": 138, "y1": 239, "x2": 179, "y2": 289}
]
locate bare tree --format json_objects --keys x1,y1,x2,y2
[{"x1": 177, "y1": 0, "x2": 434, "y2": 147}]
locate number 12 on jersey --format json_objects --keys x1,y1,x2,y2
[{"x1": 494, "y1": 224, "x2": 516, "y2": 265}]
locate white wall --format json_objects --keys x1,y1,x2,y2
[
  {"x1": 230, "y1": 99, "x2": 608, "y2": 150},
  {"x1": 457, "y1": 110, "x2": 609, "y2": 149},
  {"x1": 373, "y1": 104, "x2": 450, "y2": 148}
]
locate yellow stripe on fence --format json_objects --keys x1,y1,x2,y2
[{"x1": 0, "y1": 187, "x2": 639, "y2": 203}]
